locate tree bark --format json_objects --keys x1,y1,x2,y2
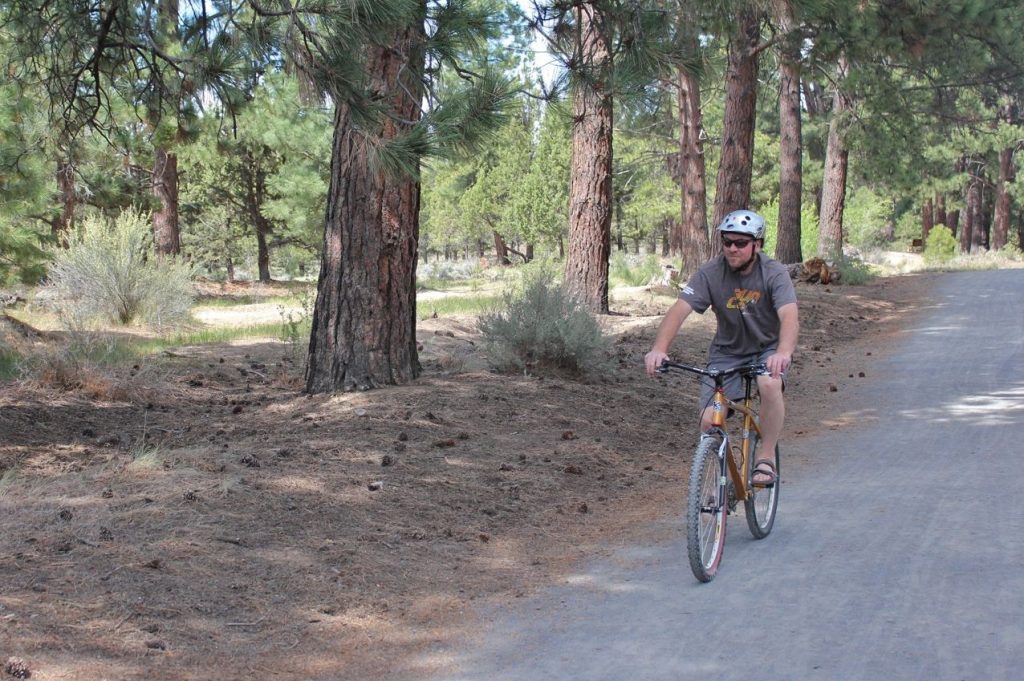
[
  {"x1": 242, "y1": 148, "x2": 273, "y2": 282},
  {"x1": 921, "y1": 197, "x2": 933, "y2": 242},
  {"x1": 817, "y1": 56, "x2": 850, "y2": 260},
  {"x1": 565, "y1": 2, "x2": 613, "y2": 313},
  {"x1": 712, "y1": 9, "x2": 760, "y2": 232},
  {"x1": 961, "y1": 175, "x2": 980, "y2": 253},
  {"x1": 947, "y1": 208, "x2": 960, "y2": 236},
  {"x1": 152, "y1": 147, "x2": 181, "y2": 255},
  {"x1": 493, "y1": 230, "x2": 511, "y2": 265},
  {"x1": 151, "y1": 0, "x2": 181, "y2": 256},
  {"x1": 674, "y1": 27, "x2": 710, "y2": 275},
  {"x1": 773, "y1": 0, "x2": 803, "y2": 264},
  {"x1": 992, "y1": 146, "x2": 1015, "y2": 250},
  {"x1": 970, "y1": 176, "x2": 988, "y2": 253},
  {"x1": 305, "y1": 19, "x2": 425, "y2": 393},
  {"x1": 935, "y1": 192, "x2": 946, "y2": 226},
  {"x1": 54, "y1": 159, "x2": 75, "y2": 247}
]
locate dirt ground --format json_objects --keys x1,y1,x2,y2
[{"x1": 0, "y1": 272, "x2": 933, "y2": 681}]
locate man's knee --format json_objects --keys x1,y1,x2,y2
[{"x1": 758, "y1": 376, "x2": 785, "y2": 403}]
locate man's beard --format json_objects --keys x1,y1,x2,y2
[{"x1": 728, "y1": 251, "x2": 758, "y2": 273}]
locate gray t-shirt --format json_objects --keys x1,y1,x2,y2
[{"x1": 679, "y1": 254, "x2": 798, "y2": 356}]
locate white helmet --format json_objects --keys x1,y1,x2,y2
[{"x1": 717, "y1": 210, "x2": 766, "y2": 239}]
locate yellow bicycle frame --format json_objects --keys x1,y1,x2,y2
[{"x1": 708, "y1": 385, "x2": 763, "y2": 502}]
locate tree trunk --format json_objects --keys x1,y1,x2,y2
[
  {"x1": 773, "y1": 0, "x2": 803, "y2": 264},
  {"x1": 493, "y1": 230, "x2": 511, "y2": 265},
  {"x1": 152, "y1": 147, "x2": 181, "y2": 255},
  {"x1": 921, "y1": 197, "x2": 933, "y2": 242},
  {"x1": 992, "y1": 146, "x2": 1015, "y2": 251},
  {"x1": 817, "y1": 56, "x2": 850, "y2": 260},
  {"x1": 711, "y1": 9, "x2": 760, "y2": 231},
  {"x1": 305, "y1": 20, "x2": 425, "y2": 393},
  {"x1": 947, "y1": 209, "x2": 960, "y2": 236},
  {"x1": 970, "y1": 177, "x2": 988, "y2": 253},
  {"x1": 243, "y1": 149, "x2": 273, "y2": 282},
  {"x1": 226, "y1": 256, "x2": 235, "y2": 283},
  {"x1": 565, "y1": 2, "x2": 613, "y2": 313},
  {"x1": 935, "y1": 192, "x2": 947, "y2": 226},
  {"x1": 151, "y1": 0, "x2": 181, "y2": 256},
  {"x1": 675, "y1": 29, "x2": 710, "y2": 275},
  {"x1": 961, "y1": 176, "x2": 980, "y2": 253},
  {"x1": 54, "y1": 159, "x2": 75, "y2": 247}
]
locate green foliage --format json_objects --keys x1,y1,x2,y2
[
  {"x1": 759, "y1": 198, "x2": 820, "y2": 261},
  {"x1": 609, "y1": 252, "x2": 662, "y2": 287},
  {"x1": 278, "y1": 286, "x2": 315, "y2": 359},
  {"x1": 923, "y1": 225, "x2": 959, "y2": 263},
  {"x1": 0, "y1": 73, "x2": 54, "y2": 284},
  {"x1": 419, "y1": 294, "x2": 501, "y2": 319},
  {"x1": 0, "y1": 342, "x2": 19, "y2": 381},
  {"x1": 614, "y1": 129, "x2": 676, "y2": 247},
  {"x1": 478, "y1": 265, "x2": 609, "y2": 375},
  {"x1": 834, "y1": 257, "x2": 877, "y2": 285},
  {"x1": 180, "y1": 73, "x2": 330, "y2": 280},
  {"x1": 46, "y1": 209, "x2": 193, "y2": 330},
  {"x1": 843, "y1": 187, "x2": 895, "y2": 249}
]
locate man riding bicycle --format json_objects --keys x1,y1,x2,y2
[{"x1": 644, "y1": 209, "x2": 799, "y2": 486}]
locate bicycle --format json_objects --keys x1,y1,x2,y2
[{"x1": 657, "y1": 360, "x2": 780, "y2": 582}]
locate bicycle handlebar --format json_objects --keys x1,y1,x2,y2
[{"x1": 657, "y1": 360, "x2": 768, "y2": 382}]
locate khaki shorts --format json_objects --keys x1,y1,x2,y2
[{"x1": 699, "y1": 348, "x2": 785, "y2": 409}]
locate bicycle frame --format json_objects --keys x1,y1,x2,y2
[
  {"x1": 660, "y1": 361, "x2": 766, "y2": 502},
  {"x1": 707, "y1": 382, "x2": 761, "y2": 504}
]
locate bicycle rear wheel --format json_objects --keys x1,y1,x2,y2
[
  {"x1": 687, "y1": 433, "x2": 728, "y2": 582},
  {"x1": 744, "y1": 434, "x2": 779, "y2": 539}
]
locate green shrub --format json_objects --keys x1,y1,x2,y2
[
  {"x1": 843, "y1": 187, "x2": 895, "y2": 249},
  {"x1": 923, "y1": 225, "x2": 958, "y2": 264},
  {"x1": 609, "y1": 252, "x2": 662, "y2": 287},
  {"x1": 46, "y1": 209, "x2": 194, "y2": 331},
  {"x1": 834, "y1": 257, "x2": 877, "y2": 285},
  {"x1": 759, "y1": 197, "x2": 820, "y2": 260},
  {"x1": 0, "y1": 343, "x2": 19, "y2": 381},
  {"x1": 478, "y1": 268, "x2": 609, "y2": 375}
]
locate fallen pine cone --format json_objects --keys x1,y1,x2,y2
[{"x1": 4, "y1": 657, "x2": 31, "y2": 679}]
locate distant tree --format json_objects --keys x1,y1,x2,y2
[
  {"x1": 771, "y1": 0, "x2": 803, "y2": 263},
  {"x1": 817, "y1": 54, "x2": 850, "y2": 259},
  {"x1": 180, "y1": 73, "x2": 329, "y2": 281},
  {"x1": 671, "y1": 5, "x2": 711, "y2": 274},
  {"x1": 527, "y1": 0, "x2": 674, "y2": 312},
  {"x1": 711, "y1": 6, "x2": 763, "y2": 231}
]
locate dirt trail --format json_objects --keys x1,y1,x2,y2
[{"x1": 0, "y1": 273, "x2": 933, "y2": 680}]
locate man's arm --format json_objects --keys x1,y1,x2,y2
[
  {"x1": 766, "y1": 302, "x2": 799, "y2": 378},
  {"x1": 644, "y1": 298, "x2": 694, "y2": 376}
]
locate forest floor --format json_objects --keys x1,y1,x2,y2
[{"x1": 0, "y1": 270, "x2": 934, "y2": 681}]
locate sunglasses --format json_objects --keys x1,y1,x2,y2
[{"x1": 721, "y1": 236, "x2": 753, "y2": 249}]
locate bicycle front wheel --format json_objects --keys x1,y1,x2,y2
[
  {"x1": 687, "y1": 434, "x2": 728, "y2": 582},
  {"x1": 744, "y1": 434, "x2": 780, "y2": 539}
]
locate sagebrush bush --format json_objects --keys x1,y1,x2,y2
[
  {"x1": 47, "y1": 209, "x2": 193, "y2": 331},
  {"x1": 478, "y1": 268, "x2": 609, "y2": 375},
  {"x1": 833, "y1": 257, "x2": 877, "y2": 285},
  {"x1": 609, "y1": 252, "x2": 663, "y2": 287},
  {"x1": 923, "y1": 225, "x2": 958, "y2": 264}
]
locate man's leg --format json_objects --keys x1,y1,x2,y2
[{"x1": 754, "y1": 374, "x2": 785, "y2": 483}]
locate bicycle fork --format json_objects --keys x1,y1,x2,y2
[{"x1": 699, "y1": 433, "x2": 732, "y2": 516}]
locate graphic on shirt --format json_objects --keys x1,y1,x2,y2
[{"x1": 727, "y1": 288, "x2": 762, "y2": 312}]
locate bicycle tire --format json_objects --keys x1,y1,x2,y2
[
  {"x1": 687, "y1": 433, "x2": 728, "y2": 582},
  {"x1": 744, "y1": 434, "x2": 779, "y2": 539}
]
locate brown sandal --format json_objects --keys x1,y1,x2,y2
[{"x1": 752, "y1": 460, "x2": 777, "y2": 487}]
